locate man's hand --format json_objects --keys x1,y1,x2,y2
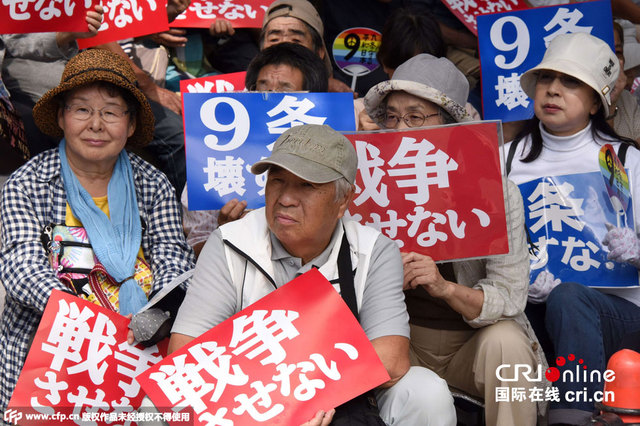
[
  {"x1": 401, "y1": 251, "x2": 453, "y2": 299},
  {"x1": 218, "y1": 199, "x2": 248, "y2": 226},
  {"x1": 55, "y1": 5, "x2": 104, "y2": 47},
  {"x1": 141, "y1": 81, "x2": 183, "y2": 115},
  {"x1": 167, "y1": 0, "x2": 190, "y2": 22},
  {"x1": 209, "y1": 18, "x2": 235, "y2": 37},
  {"x1": 150, "y1": 28, "x2": 188, "y2": 48},
  {"x1": 358, "y1": 108, "x2": 380, "y2": 131},
  {"x1": 300, "y1": 409, "x2": 335, "y2": 426}
]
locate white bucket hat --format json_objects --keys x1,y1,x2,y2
[
  {"x1": 364, "y1": 54, "x2": 472, "y2": 125},
  {"x1": 520, "y1": 32, "x2": 619, "y2": 117}
]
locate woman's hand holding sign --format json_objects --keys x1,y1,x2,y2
[{"x1": 602, "y1": 225, "x2": 640, "y2": 269}]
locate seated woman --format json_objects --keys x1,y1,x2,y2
[
  {"x1": 363, "y1": 54, "x2": 545, "y2": 426},
  {"x1": 506, "y1": 33, "x2": 640, "y2": 425},
  {"x1": 0, "y1": 48, "x2": 195, "y2": 413}
]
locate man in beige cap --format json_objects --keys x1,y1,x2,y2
[
  {"x1": 259, "y1": 0, "x2": 351, "y2": 93},
  {"x1": 169, "y1": 124, "x2": 456, "y2": 425}
]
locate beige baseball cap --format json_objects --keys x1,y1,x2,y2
[
  {"x1": 520, "y1": 33, "x2": 619, "y2": 117},
  {"x1": 262, "y1": 0, "x2": 333, "y2": 74},
  {"x1": 251, "y1": 124, "x2": 357, "y2": 184}
]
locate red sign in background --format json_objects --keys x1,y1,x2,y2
[
  {"x1": 137, "y1": 269, "x2": 390, "y2": 426},
  {"x1": 171, "y1": 0, "x2": 271, "y2": 29},
  {"x1": 440, "y1": 0, "x2": 529, "y2": 35},
  {"x1": 1, "y1": 0, "x2": 97, "y2": 34},
  {"x1": 77, "y1": 0, "x2": 169, "y2": 49},
  {"x1": 179, "y1": 71, "x2": 247, "y2": 93},
  {"x1": 7, "y1": 290, "x2": 168, "y2": 425},
  {"x1": 346, "y1": 123, "x2": 509, "y2": 262}
]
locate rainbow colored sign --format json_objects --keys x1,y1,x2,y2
[{"x1": 332, "y1": 27, "x2": 381, "y2": 90}]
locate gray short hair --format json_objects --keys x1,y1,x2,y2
[{"x1": 334, "y1": 177, "x2": 353, "y2": 202}]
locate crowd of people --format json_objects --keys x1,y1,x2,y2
[{"x1": 1, "y1": 0, "x2": 640, "y2": 425}]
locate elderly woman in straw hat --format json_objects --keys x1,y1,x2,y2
[
  {"x1": 0, "y1": 48, "x2": 195, "y2": 412},
  {"x1": 363, "y1": 54, "x2": 546, "y2": 426}
]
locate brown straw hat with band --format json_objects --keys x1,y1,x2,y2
[{"x1": 33, "y1": 48, "x2": 155, "y2": 147}]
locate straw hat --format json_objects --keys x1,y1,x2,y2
[
  {"x1": 519, "y1": 33, "x2": 619, "y2": 117},
  {"x1": 33, "y1": 48, "x2": 154, "y2": 147},
  {"x1": 364, "y1": 54, "x2": 471, "y2": 125}
]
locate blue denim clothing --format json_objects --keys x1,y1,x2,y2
[{"x1": 545, "y1": 282, "x2": 640, "y2": 425}]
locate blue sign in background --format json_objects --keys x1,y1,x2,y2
[
  {"x1": 518, "y1": 171, "x2": 639, "y2": 288},
  {"x1": 184, "y1": 92, "x2": 356, "y2": 210},
  {"x1": 478, "y1": 0, "x2": 614, "y2": 122}
]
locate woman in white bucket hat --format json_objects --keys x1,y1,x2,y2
[
  {"x1": 505, "y1": 32, "x2": 640, "y2": 425},
  {"x1": 364, "y1": 53, "x2": 545, "y2": 426}
]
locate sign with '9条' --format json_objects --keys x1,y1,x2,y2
[
  {"x1": 183, "y1": 92, "x2": 356, "y2": 211},
  {"x1": 478, "y1": 0, "x2": 614, "y2": 123}
]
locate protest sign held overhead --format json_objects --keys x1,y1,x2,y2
[
  {"x1": 137, "y1": 268, "x2": 390, "y2": 426},
  {"x1": 1, "y1": 0, "x2": 96, "y2": 34},
  {"x1": 441, "y1": 0, "x2": 529, "y2": 36},
  {"x1": 77, "y1": 0, "x2": 169, "y2": 49},
  {"x1": 171, "y1": 0, "x2": 271, "y2": 28}
]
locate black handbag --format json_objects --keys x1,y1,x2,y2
[{"x1": 331, "y1": 232, "x2": 387, "y2": 426}]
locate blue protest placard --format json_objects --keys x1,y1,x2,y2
[
  {"x1": 477, "y1": 0, "x2": 614, "y2": 123},
  {"x1": 518, "y1": 171, "x2": 639, "y2": 288},
  {"x1": 184, "y1": 92, "x2": 356, "y2": 210}
]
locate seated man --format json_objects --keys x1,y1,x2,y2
[
  {"x1": 181, "y1": 42, "x2": 329, "y2": 256},
  {"x1": 170, "y1": 124, "x2": 456, "y2": 425}
]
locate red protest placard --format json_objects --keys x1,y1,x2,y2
[
  {"x1": 170, "y1": 0, "x2": 271, "y2": 28},
  {"x1": 137, "y1": 268, "x2": 390, "y2": 425},
  {"x1": 77, "y1": 0, "x2": 170, "y2": 49},
  {"x1": 1, "y1": 0, "x2": 96, "y2": 34},
  {"x1": 440, "y1": 0, "x2": 529, "y2": 35},
  {"x1": 179, "y1": 71, "x2": 247, "y2": 93},
  {"x1": 346, "y1": 123, "x2": 508, "y2": 262},
  {"x1": 7, "y1": 290, "x2": 169, "y2": 425}
]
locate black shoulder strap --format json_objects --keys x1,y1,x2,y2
[
  {"x1": 336, "y1": 231, "x2": 358, "y2": 321},
  {"x1": 618, "y1": 143, "x2": 630, "y2": 166},
  {"x1": 222, "y1": 239, "x2": 277, "y2": 289},
  {"x1": 506, "y1": 139, "x2": 520, "y2": 176}
]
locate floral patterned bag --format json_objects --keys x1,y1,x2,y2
[{"x1": 41, "y1": 223, "x2": 153, "y2": 312}]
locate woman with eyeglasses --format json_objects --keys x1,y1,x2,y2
[
  {"x1": 0, "y1": 48, "x2": 195, "y2": 413},
  {"x1": 362, "y1": 54, "x2": 544, "y2": 426}
]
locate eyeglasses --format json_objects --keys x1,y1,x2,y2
[
  {"x1": 382, "y1": 111, "x2": 440, "y2": 129},
  {"x1": 535, "y1": 71, "x2": 583, "y2": 89},
  {"x1": 64, "y1": 104, "x2": 130, "y2": 123}
]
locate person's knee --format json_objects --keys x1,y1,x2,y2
[
  {"x1": 377, "y1": 366, "x2": 456, "y2": 425},
  {"x1": 546, "y1": 282, "x2": 594, "y2": 324},
  {"x1": 476, "y1": 321, "x2": 535, "y2": 365},
  {"x1": 546, "y1": 282, "x2": 587, "y2": 309}
]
